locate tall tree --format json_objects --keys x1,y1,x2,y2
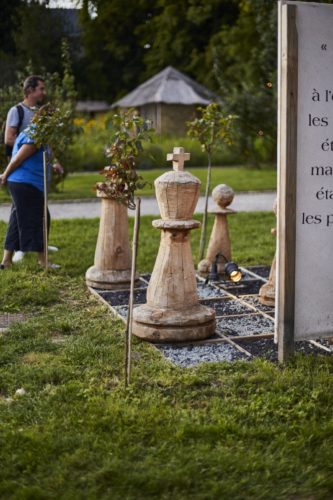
[
  {"x1": 79, "y1": 0, "x2": 155, "y2": 100},
  {"x1": 141, "y1": 0, "x2": 239, "y2": 91},
  {"x1": 212, "y1": 0, "x2": 333, "y2": 164},
  {"x1": 0, "y1": 0, "x2": 23, "y2": 85},
  {"x1": 0, "y1": 0, "x2": 22, "y2": 53},
  {"x1": 13, "y1": 0, "x2": 67, "y2": 75},
  {"x1": 212, "y1": 0, "x2": 278, "y2": 164},
  {"x1": 79, "y1": 0, "x2": 239, "y2": 101}
]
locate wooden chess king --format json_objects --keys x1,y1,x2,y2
[{"x1": 132, "y1": 147, "x2": 216, "y2": 342}]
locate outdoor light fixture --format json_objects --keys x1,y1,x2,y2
[
  {"x1": 207, "y1": 258, "x2": 219, "y2": 282},
  {"x1": 205, "y1": 252, "x2": 242, "y2": 284},
  {"x1": 224, "y1": 260, "x2": 242, "y2": 283}
]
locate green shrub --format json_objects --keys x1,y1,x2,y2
[
  {"x1": 67, "y1": 116, "x2": 240, "y2": 172},
  {"x1": 253, "y1": 135, "x2": 277, "y2": 164},
  {"x1": 67, "y1": 116, "x2": 110, "y2": 172},
  {"x1": 137, "y1": 135, "x2": 239, "y2": 169}
]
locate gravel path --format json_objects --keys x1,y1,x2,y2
[{"x1": 0, "y1": 191, "x2": 276, "y2": 221}]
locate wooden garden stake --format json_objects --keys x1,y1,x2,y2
[
  {"x1": 198, "y1": 151, "x2": 212, "y2": 262},
  {"x1": 125, "y1": 197, "x2": 141, "y2": 387},
  {"x1": 43, "y1": 151, "x2": 48, "y2": 273}
]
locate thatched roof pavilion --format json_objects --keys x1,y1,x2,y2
[{"x1": 112, "y1": 66, "x2": 217, "y2": 134}]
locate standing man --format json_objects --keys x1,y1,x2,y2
[
  {"x1": 5, "y1": 75, "x2": 46, "y2": 160},
  {"x1": 4, "y1": 75, "x2": 61, "y2": 262}
]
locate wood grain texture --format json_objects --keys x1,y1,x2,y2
[
  {"x1": 207, "y1": 214, "x2": 231, "y2": 262},
  {"x1": 133, "y1": 157, "x2": 215, "y2": 342},
  {"x1": 94, "y1": 198, "x2": 131, "y2": 270},
  {"x1": 86, "y1": 195, "x2": 136, "y2": 289},
  {"x1": 277, "y1": 3, "x2": 298, "y2": 362},
  {"x1": 147, "y1": 230, "x2": 198, "y2": 309},
  {"x1": 155, "y1": 171, "x2": 201, "y2": 220}
]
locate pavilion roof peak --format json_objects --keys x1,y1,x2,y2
[{"x1": 112, "y1": 66, "x2": 217, "y2": 108}]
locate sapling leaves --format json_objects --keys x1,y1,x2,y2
[
  {"x1": 97, "y1": 109, "x2": 154, "y2": 208},
  {"x1": 187, "y1": 103, "x2": 237, "y2": 260}
]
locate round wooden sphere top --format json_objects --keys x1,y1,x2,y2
[{"x1": 212, "y1": 184, "x2": 234, "y2": 208}]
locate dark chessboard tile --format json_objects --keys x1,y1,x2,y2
[
  {"x1": 241, "y1": 295, "x2": 275, "y2": 314},
  {"x1": 247, "y1": 265, "x2": 271, "y2": 279},
  {"x1": 157, "y1": 342, "x2": 248, "y2": 367},
  {"x1": 200, "y1": 298, "x2": 253, "y2": 316},
  {"x1": 235, "y1": 338, "x2": 332, "y2": 362},
  {"x1": 219, "y1": 279, "x2": 263, "y2": 296},
  {"x1": 99, "y1": 288, "x2": 147, "y2": 307},
  {"x1": 216, "y1": 314, "x2": 274, "y2": 337}
]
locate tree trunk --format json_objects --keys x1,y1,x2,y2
[{"x1": 198, "y1": 151, "x2": 212, "y2": 261}]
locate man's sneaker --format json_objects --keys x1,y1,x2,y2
[
  {"x1": 12, "y1": 251, "x2": 25, "y2": 263},
  {"x1": 12, "y1": 246, "x2": 58, "y2": 264}
]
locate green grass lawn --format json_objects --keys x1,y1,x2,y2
[
  {"x1": 0, "y1": 166, "x2": 277, "y2": 203},
  {"x1": 0, "y1": 214, "x2": 332, "y2": 499}
]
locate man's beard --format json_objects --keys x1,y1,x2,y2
[{"x1": 36, "y1": 97, "x2": 46, "y2": 106}]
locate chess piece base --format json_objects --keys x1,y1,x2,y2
[
  {"x1": 258, "y1": 282, "x2": 275, "y2": 307},
  {"x1": 198, "y1": 259, "x2": 226, "y2": 275},
  {"x1": 86, "y1": 266, "x2": 139, "y2": 290},
  {"x1": 132, "y1": 303, "x2": 216, "y2": 342}
]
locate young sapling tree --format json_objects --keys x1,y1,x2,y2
[
  {"x1": 187, "y1": 103, "x2": 236, "y2": 261},
  {"x1": 97, "y1": 109, "x2": 154, "y2": 209}
]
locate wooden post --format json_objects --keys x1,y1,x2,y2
[
  {"x1": 125, "y1": 198, "x2": 141, "y2": 387},
  {"x1": 43, "y1": 151, "x2": 48, "y2": 274},
  {"x1": 198, "y1": 151, "x2": 212, "y2": 261},
  {"x1": 277, "y1": 3, "x2": 298, "y2": 362}
]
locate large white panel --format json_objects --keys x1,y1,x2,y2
[{"x1": 294, "y1": 3, "x2": 333, "y2": 339}]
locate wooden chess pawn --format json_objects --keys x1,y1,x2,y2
[
  {"x1": 198, "y1": 184, "x2": 236, "y2": 275},
  {"x1": 259, "y1": 199, "x2": 277, "y2": 306},
  {"x1": 86, "y1": 186, "x2": 138, "y2": 289},
  {"x1": 132, "y1": 147, "x2": 215, "y2": 342}
]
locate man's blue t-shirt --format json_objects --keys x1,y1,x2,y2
[{"x1": 7, "y1": 129, "x2": 50, "y2": 192}]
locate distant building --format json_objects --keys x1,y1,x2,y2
[
  {"x1": 112, "y1": 66, "x2": 217, "y2": 135},
  {"x1": 76, "y1": 100, "x2": 110, "y2": 118}
]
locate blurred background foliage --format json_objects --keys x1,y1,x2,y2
[
  {"x1": 2, "y1": 0, "x2": 331, "y2": 170},
  {"x1": 69, "y1": 115, "x2": 240, "y2": 172}
]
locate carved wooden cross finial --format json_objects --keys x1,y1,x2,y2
[{"x1": 166, "y1": 147, "x2": 190, "y2": 171}]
